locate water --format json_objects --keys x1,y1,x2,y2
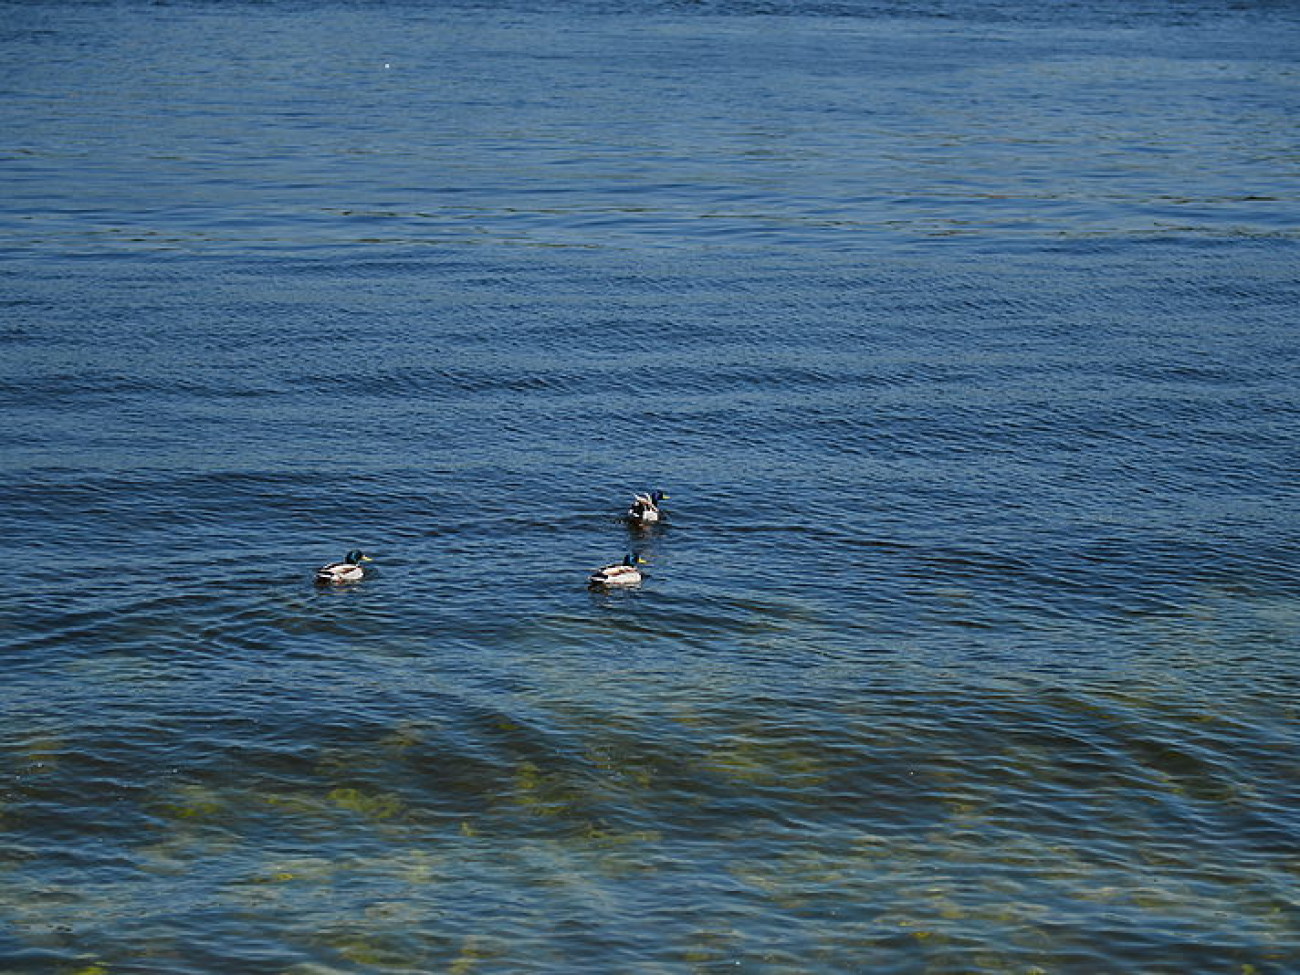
[{"x1": 2, "y1": 0, "x2": 1298, "y2": 971}]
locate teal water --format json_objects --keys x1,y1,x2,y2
[{"x1": 2, "y1": 0, "x2": 1298, "y2": 972}]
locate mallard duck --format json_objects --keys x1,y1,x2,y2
[
  {"x1": 315, "y1": 549, "x2": 373, "y2": 585},
  {"x1": 625, "y1": 490, "x2": 667, "y2": 526},
  {"x1": 588, "y1": 554, "x2": 647, "y2": 588}
]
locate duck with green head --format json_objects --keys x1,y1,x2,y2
[
  {"x1": 315, "y1": 549, "x2": 373, "y2": 585},
  {"x1": 588, "y1": 553, "x2": 646, "y2": 588},
  {"x1": 625, "y1": 490, "x2": 667, "y2": 527}
]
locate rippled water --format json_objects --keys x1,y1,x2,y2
[{"x1": 3, "y1": 0, "x2": 1299, "y2": 971}]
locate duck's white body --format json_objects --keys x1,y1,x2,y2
[
  {"x1": 588, "y1": 559, "x2": 644, "y2": 588},
  {"x1": 316, "y1": 563, "x2": 365, "y2": 585},
  {"x1": 626, "y1": 492, "x2": 664, "y2": 526},
  {"x1": 315, "y1": 551, "x2": 372, "y2": 586}
]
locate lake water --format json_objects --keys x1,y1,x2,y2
[{"x1": 2, "y1": 0, "x2": 1298, "y2": 971}]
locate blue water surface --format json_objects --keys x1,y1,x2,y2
[{"x1": 2, "y1": 0, "x2": 1298, "y2": 971}]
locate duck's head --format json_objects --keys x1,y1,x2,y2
[
  {"x1": 650, "y1": 490, "x2": 667, "y2": 504},
  {"x1": 624, "y1": 553, "x2": 647, "y2": 566},
  {"x1": 345, "y1": 550, "x2": 373, "y2": 565}
]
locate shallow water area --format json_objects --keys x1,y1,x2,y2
[{"x1": 2, "y1": 0, "x2": 1299, "y2": 971}]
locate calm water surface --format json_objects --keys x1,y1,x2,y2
[{"x1": 2, "y1": 0, "x2": 1298, "y2": 972}]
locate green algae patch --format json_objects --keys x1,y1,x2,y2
[
  {"x1": 327, "y1": 787, "x2": 405, "y2": 821},
  {"x1": 261, "y1": 790, "x2": 334, "y2": 819},
  {"x1": 509, "y1": 761, "x2": 583, "y2": 818},
  {"x1": 155, "y1": 783, "x2": 229, "y2": 823},
  {"x1": 379, "y1": 721, "x2": 429, "y2": 753},
  {"x1": 699, "y1": 735, "x2": 828, "y2": 789},
  {"x1": 18, "y1": 735, "x2": 65, "y2": 774},
  {"x1": 319, "y1": 926, "x2": 430, "y2": 970},
  {"x1": 579, "y1": 823, "x2": 662, "y2": 846},
  {"x1": 335, "y1": 940, "x2": 419, "y2": 968},
  {"x1": 449, "y1": 935, "x2": 506, "y2": 974},
  {"x1": 247, "y1": 869, "x2": 301, "y2": 885}
]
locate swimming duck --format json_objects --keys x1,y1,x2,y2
[
  {"x1": 588, "y1": 554, "x2": 647, "y2": 588},
  {"x1": 625, "y1": 490, "x2": 667, "y2": 526},
  {"x1": 315, "y1": 550, "x2": 373, "y2": 585}
]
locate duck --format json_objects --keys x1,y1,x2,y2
[
  {"x1": 625, "y1": 490, "x2": 667, "y2": 527},
  {"x1": 588, "y1": 553, "x2": 647, "y2": 588},
  {"x1": 315, "y1": 549, "x2": 373, "y2": 585}
]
